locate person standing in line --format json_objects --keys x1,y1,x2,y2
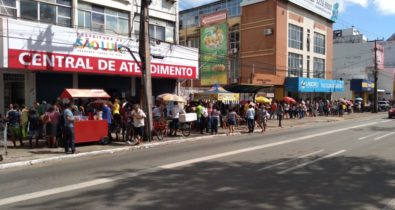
[
  {"x1": 102, "y1": 103, "x2": 113, "y2": 141},
  {"x1": 131, "y1": 104, "x2": 146, "y2": 145},
  {"x1": 169, "y1": 102, "x2": 183, "y2": 136},
  {"x1": 7, "y1": 104, "x2": 24, "y2": 147},
  {"x1": 43, "y1": 106, "x2": 60, "y2": 148},
  {"x1": 63, "y1": 103, "x2": 75, "y2": 154},
  {"x1": 195, "y1": 102, "x2": 203, "y2": 132},
  {"x1": 270, "y1": 101, "x2": 277, "y2": 120},
  {"x1": 277, "y1": 101, "x2": 285, "y2": 128},
  {"x1": 257, "y1": 104, "x2": 268, "y2": 133},
  {"x1": 245, "y1": 105, "x2": 255, "y2": 133},
  {"x1": 211, "y1": 106, "x2": 221, "y2": 135},
  {"x1": 28, "y1": 109, "x2": 40, "y2": 148},
  {"x1": 201, "y1": 104, "x2": 208, "y2": 134},
  {"x1": 21, "y1": 105, "x2": 29, "y2": 139},
  {"x1": 227, "y1": 108, "x2": 239, "y2": 135},
  {"x1": 152, "y1": 101, "x2": 162, "y2": 122}
]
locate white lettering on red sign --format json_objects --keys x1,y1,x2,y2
[{"x1": 10, "y1": 49, "x2": 197, "y2": 79}]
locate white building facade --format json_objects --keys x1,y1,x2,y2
[
  {"x1": 333, "y1": 28, "x2": 394, "y2": 101},
  {"x1": 0, "y1": 0, "x2": 198, "y2": 116}
]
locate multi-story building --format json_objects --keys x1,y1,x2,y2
[
  {"x1": 333, "y1": 28, "x2": 394, "y2": 101},
  {"x1": 179, "y1": 0, "x2": 242, "y2": 95},
  {"x1": 0, "y1": 0, "x2": 198, "y2": 115},
  {"x1": 179, "y1": 0, "x2": 344, "y2": 100}
]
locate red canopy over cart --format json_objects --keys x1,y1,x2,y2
[{"x1": 60, "y1": 89, "x2": 110, "y2": 144}]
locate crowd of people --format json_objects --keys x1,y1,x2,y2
[{"x1": 0, "y1": 97, "x2": 388, "y2": 153}]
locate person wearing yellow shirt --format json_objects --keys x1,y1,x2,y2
[{"x1": 112, "y1": 99, "x2": 121, "y2": 140}]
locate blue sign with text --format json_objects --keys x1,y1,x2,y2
[{"x1": 285, "y1": 77, "x2": 344, "y2": 93}]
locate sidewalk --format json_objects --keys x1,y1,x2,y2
[{"x1": 0, "y1": 112, "x2": 382, "y2": 168}]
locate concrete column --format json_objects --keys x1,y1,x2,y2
[
  {"x1": 0, "y1": 71, "x2": 4, "y2": 116},
  {"x1": 25, "y1": 72, "x2": 36, "y2": 107},
  {"x1": 73, "y1": 73, "x2": 78, "y2": 88},
  {"x1": 131, "y1": 77, "x2": 136, "y2": 97},
  {"x1": 72, "y1": 0, "x2": 78, "y2": 28}
]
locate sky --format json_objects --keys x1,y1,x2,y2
[{"x1": 179, "y1": 0, "x2": 395, "y2": 40}]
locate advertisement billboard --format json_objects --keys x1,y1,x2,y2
[
  {"x1": 3, "y1": 19, "x2": 199, "y2": 79},
  {"x1": 288, "y1": 0, "x2": 340, "y2": 22},
  {"x1": 200, "y1": 23, "x2": 228, "y2": 86},
  {"x1": 376, "y1": 43, "x2": 385, "y2": 70}
]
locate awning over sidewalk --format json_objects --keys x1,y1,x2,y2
[
  {"x1": 223, "y1": 83, "x2": 272, "y2": 93},
  {"x1": 60, "y1": 89, "x2": 111, "y2": 99}
]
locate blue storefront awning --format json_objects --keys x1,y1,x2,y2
[{"x1": 285, "y1": 77, "x2": 344, "y2": 93}]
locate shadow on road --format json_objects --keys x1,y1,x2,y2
[{"x1": 15, "y1": 155, "x2": 395, "y2": 210}]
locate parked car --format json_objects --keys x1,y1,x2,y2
[
  {"x1": 389, "y1": 105, "x2": 395, "y2": 119},
  {"x1": 378, "y1": 101, "x2": 391, "y2": 111}
]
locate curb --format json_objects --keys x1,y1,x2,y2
[{"x1": 0, "y1": 133, "x2": 241, "y2": 170}]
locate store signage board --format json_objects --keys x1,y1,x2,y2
[
  {"x1": 4, "y1": 19, "x2": 199, "y2": 79},
  {"x1": 200, "y1": 10, "x2": 227, "y2": 27},
  {"x1": 286, "y1": 77, "x2": 344, "y2": 93},
  {"x1": 288, "y1": 0, "x2": 340, "y2": 22}
]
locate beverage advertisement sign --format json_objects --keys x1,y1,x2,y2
[{"x1": 200, "y1": 23, "x2": 228, "y2": 86}]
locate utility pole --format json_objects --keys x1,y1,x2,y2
[
  {"x1": 139, "y1": 0, "x2": 153, "y2": 141},
  {"x1": 373, "y1": 40, "x2": 378, "y2": 113}
]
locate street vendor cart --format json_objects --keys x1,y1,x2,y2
[{"x1": 60, "y1": 89, "x2": 111, "y2": 144}]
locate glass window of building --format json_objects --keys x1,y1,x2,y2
[
  {"x1": 230, "y1": 24, "x2": 240, "y2": 51},
  {"x1": 314, "y1": 32, "x2": 325, "y2": 55},
  {"x1": 313, "y1": 57, "x2": 325, "y2": 78},
  {"x1": 78, "y1": 2, "x2": 129, "y2": 36},
  {"x1": 288, "y1": 24, "x2": 303, "y2": 50},
  {"x1": 20, "y1": 0, "x2": 71, "y2": 26},
  {"x1": 0, "y1": 0, "x2": 17, "y2": 17},
  {"x1": 288, "y1": 53, "x2": 303, "y2": 77},
  {"x1": 179, "y1": 0, "x2": 242, "y2": 29},
  {"x1": 134, "y1": 16, "x2": 175, "y2": 43},
  {"x1": 149, "y1": 24, "x2": 166, "y2": 41}
]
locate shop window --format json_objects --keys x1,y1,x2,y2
[
  {"x1": 3, "y1": 74, "x2": 25, "y2": 111},
  {"x1": 20, "y1": 0, "x2": 71, "y2": 26},
  {"x1": 314, "y1": 32, "x2": 326, "y2": 55},
  {"x1": 288, "y1": 24, "x2": 303, "y2": 50},
  {"x1": 288, "y1": 53, "x2": 303, "y2": 77},
  {"x1": 0, "y1": 0, "x2": 17, "y2": 17},
  {"x1": 78, "y1": 2, "x2": 129, "y2": 36},
  {"x1": 313, "y1": 57, "x2": 325, "y2": 78}
]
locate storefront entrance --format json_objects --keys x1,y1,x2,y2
[{"x1": 3, "y1": 73, "x2": 25, "y2": 110}]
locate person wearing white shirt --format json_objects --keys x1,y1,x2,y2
[
  {"x1": 169, "y1": 102, "x2": 184, "y2": 136},
  {"x1": 131, "y1": 104, "x2": 146, "y2": 145}
]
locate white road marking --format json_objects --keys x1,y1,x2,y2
[
  {"x1": 374, "y1": 132, "x2": 395, "y2": 141},
  {"x1": 277, "y1": 150, "x2": 347, "y2": 174},
  {"x1": 0, "y1": 120, "x2": 385, "y2": 206},
  {"x1": 358, "y1": 132, "x2": 383, "y2": 140},
  {"x1": 257, "y1": 150, "x2": 324, "y2": 171}
]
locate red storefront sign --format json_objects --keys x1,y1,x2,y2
[{"x1": 8, "y1": 49, "x2": 197, "y2": 79}]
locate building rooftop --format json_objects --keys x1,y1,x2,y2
[{"x1": 388, "y1": 33, "x2": 395, "y2": 41}]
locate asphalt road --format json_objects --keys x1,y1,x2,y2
[{"x1": 0, "y1": 114, "x2": 395, "y2": 210}]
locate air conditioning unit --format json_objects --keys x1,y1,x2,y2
[
  {"x1": 264, "y1": 28, "x2": 273, "y2": 35},
  {"x1": 232, "y1": 48, "x2": 238, "y2": 54}
]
